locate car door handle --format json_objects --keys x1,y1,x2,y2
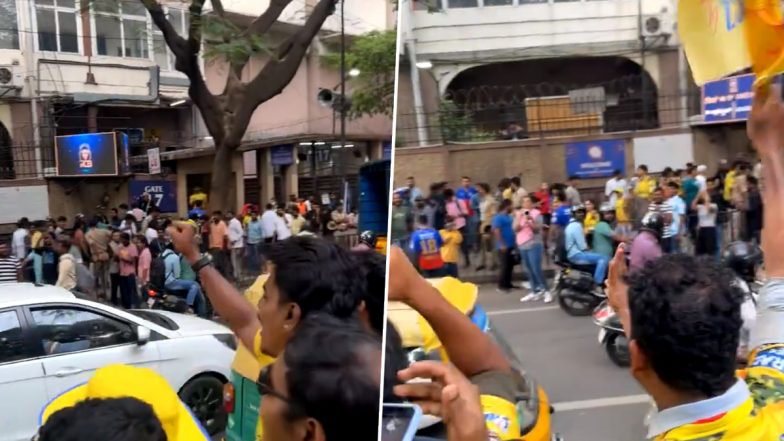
[{"x1": 54, "y1": 367, "x2": 84, "y2": 377}]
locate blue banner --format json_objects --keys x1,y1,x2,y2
[
  {"x1": 565, "y1": 139, "x2": 625, "y2": 179},
  {"x1": 270, "y1": 145, "x2": 294, "y2": 166},
  {"x1": 702, "y1": 73, "x2": 755, "y2": 123},
  {"x1": 129, "y1": 180, "x2": 177, "y2": 213},
  {"x1": 382, "y1": 140, "x2": 392, "y2": 159},
  {"x1": 55, "y1": 132, "x2": 118, "y2": 177}
]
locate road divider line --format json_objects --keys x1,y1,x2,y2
[
  {"x1": 486, "y1": 306, "x2": 560, "y2": 316},
  {"x1": 552, "y1": 394, "x2": 651, "y2": 412}
]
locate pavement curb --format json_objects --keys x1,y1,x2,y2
[{"x1": 459, "y1": 268, "x2": 557, "y2": 286}]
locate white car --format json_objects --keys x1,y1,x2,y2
[{"x1": 0, "y1": 283, "x2": 236, "y2": 441}]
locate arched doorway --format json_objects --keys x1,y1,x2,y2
[
  {"x1": 442, "y1": 56, "x2": 659, "y2": 140},
  {"x1": 0, "y1": 121, "x2": 14, "y2": 179}
]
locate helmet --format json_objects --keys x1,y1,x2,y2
[
  {"x1": 639, "y1": 212, "x2": 664, "y2": 240},
  {"x1": 571, "y1": 204, "x2": 587, "y2": 215},
  {"x1": 599, "y1": 203, "x2": 615, "y2": 214},
  {"x1": 359, "y1": 230, "x2": 378, "y2": 248},
  {"x1": 724, "y1": 241, "x2": 762, "y2": 281}
]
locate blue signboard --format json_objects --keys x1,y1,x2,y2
[
  {"x1": 270, "y1": 145, "x2": 294, "y2": 166},
  {"x1": 55, "y1": 132, "x2": 119, "y2": 177},
  {"x1": 702, "y1": 73, "x2": 755, "y2": 123},
  {"x1": 129, "y1": 180, "x2": 177, "y2": 213},
  {"x1": 565, "y1": 139, "x2": 625, "y2": 179},
  {"x1": 382, "y1": 140, "x2": 392, "y2": 159}
]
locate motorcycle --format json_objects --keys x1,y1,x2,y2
[
  {"x1": 554, "y1": 261, "x2": 605, "y2": 316},
  {"x1": 592, "y1": 300, "x2": 629, "y2": 367},
  {"x1": 145, "y1": 285, "x2": 190, "y2": 313}
]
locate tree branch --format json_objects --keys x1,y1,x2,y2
[
  {"x1": 187, "y1": 0, "x2": 207, "y2": 54},
  {"x1": 239, "y1": 0, "x2": 337, "y2": 119},
  {"x1": 244, "y1": 0, "x2": 294, "y2": 37},
  {"x1": 141, "y1": 0, "x2": 187, "y2": 58}
]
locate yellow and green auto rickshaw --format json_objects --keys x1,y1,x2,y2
[{"x1": 387, "y1": 277, "x2": 558, "y2": 441}]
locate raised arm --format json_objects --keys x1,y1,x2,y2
[
  {"x1": 168, "y1": 222, "x2": 260, "y2": 351},
  {"x1": 747, "y1": 84, "x2": 784, "y2": 349}
]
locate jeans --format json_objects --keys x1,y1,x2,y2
[
  {"x1": 498, "y1": 248, "x2": 515, "y2": 290},
  {"x1": 110, "y1": 273, "x2": 121, "y2": 306},
  {"x1": 444, "y1": 262, "x2": 459, "y2": 278},
  {"x1": 715, "y1": 222, "x2": 724, "y2": 261},
  {"x1": 92, "y1": 260, "x2": 110, "y2": 299},
  {"x1": 520, "y1": 243, "x2": 547, "y2": 292},
  {"x1": 119, "y1": 274, "x2": 138, "y2": 309},
  {"x1": 230, "y1": 248, "x2": 244, "y2": 280},
  {"x1": 246, "y1": 242, "x2": 262, "y2": 275},
  {"x1": 166, "y1": 279, "x2": 207, "y2": 317},
  {"x1": 422, "y1": 268, "x2": 446, "y2": 278},
  {"x1": 209, "y1": 249, "x2": 228, "y2": 277},
  {"x1": 569, "y1": 251, "x2": 609, "y2": 284}
]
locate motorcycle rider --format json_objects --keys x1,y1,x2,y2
[
  {"x1": 629, "y1": 212, "x2": 663, "y2": 272},
  {"x1": 565, "y1": 204, "x2": 610, "y2": 288},
  {"x1": 724, "y1": 241, "x2": 763, "y2": 361},
  {"x1": 593, "y1": 204, "x2": 626, "y2": 259},
  {"x1": 161, "y1": 241, "x2": 207, "y2": 317}
]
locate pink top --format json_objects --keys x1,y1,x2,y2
[
  {"x1": 137, "y1": 248, "x2": 152, "y2": 283},
  {"x1": 446, "y1": 200, "x2": 467, "y2": 229},
  {"x1": 514, "y1": 208, "x2": 541, "y2": 246},
  {"x1": 118, "y1": 244, "x2": 138, "y2": 277}
]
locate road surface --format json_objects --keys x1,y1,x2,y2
[{"x1": 479, "y1": 285, "x2": 650, "y2": 441}]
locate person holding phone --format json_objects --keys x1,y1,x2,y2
[{"x1": 515, "y1": 196, "x2": 549, "y2": 302}]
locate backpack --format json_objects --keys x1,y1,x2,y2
[{"x1": 149, "y1": 250, "x2": 173, "y2": 290}]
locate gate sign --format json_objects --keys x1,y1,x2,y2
[
  {"x1": 701, "y1": 73, "x2": 755, "y2": 123},
  {"x1": 565, "y1": 139, "x2": 625, "y2": 179},
  {"x1": 129, "y1": 180, "x2": 177, "y2": 213},
  {"x1": 382, "y1": 140, "x2": 392, "y2": 159}
]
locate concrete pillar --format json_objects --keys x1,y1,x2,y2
[
  {"x1": 258, "y1": 147, "x2": 274, "y2": 207},
  {"x1": 87, "y1": 106, "x2": 98, "y2": 133},
  {"x1": 283, "y1": 147, "x2": 298, "y2": 198},
  {"x1": 368, "y1": 140, "x2": 382, "y2": 161},
  {"x1": 233, "y1": 152, "x2": 244, "y2": 212}
]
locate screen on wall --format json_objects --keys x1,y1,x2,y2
[{"x1": 55, "y1": 132, "x2": 119, "y2": 177}]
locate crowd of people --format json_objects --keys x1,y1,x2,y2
[
  {"x1": 392, "y1": 150, "x2": 764, "y2": 303},
  {"x1": 0, "y1": 187, "x2": 362, "y2": 316}
]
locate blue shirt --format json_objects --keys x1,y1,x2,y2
[
  {"x1": 553, "y1": 205, "x2": 572, "y2": 227},
  {"x1": 456, "y1": 187, "x2": 477, "y2": 201},
  {"x1": 565, "y1": 220, "x2": 588, "y2": 259},
  {"x1": 410, "y1": 228, "x2": 444, "y2": 270},
  {"x1": 492, "y1": 213, "x2": 515, "y2": 249},
  {"x1": 162, "y1": 249, "x2": 180, "y2": 285},
  {"x1": 668, "y1": 196, "x2": 686, "y2": 236},
  {"x1": 247, "y1": 220, "x2": 264, "y2": 244},
  {"x1": 188, "y1": 207, "x2": 206, "y2": 219}
]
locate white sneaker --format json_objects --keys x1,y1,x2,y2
[
  {"x1": 543, "y1": 291, "x2": 554, "y2": 303},
  {"x1": 520, "y1": 292, "x2": 543, "y2": 303},
  {"x1": 517, "y1": 281, "x2": 532, "y2": 290}
]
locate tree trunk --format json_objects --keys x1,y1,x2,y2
[{"x1": 208, "y1": 141, "x2": 236, "y2": 212}]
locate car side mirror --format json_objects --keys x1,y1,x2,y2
[{"x1": 136, "y1": 326, "x2": 151, "y2": 346}]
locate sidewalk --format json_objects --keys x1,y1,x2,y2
[{"x1": 450, "y1": 252, "x2": 558, "y2": 285}]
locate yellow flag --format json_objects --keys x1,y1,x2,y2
[
  {"x1": 745, "y1": 0, "x2": 784, "y2": 88},
  {"x1": 678, "y1": 0, "x2": 750, "y2": 85}
]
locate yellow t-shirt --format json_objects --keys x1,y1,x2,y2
[
  {"x1": 502, "y1": 188, "x2": 513, "y2": 201},
  {"x1": 439, "y1": 229, "x2": 463, "y2": 264},
  {"x1": 584, "y1": 212, "x2": 599, "y2": 232},
  {"x1": 31, "y1": 231, "x2": 44, "y2": 250},
  {"x1": 615, "y1": 198, "x2": 630, "y2": 223},
  {"x1": 654, "y1": 344, "x2": 784, "y2": 441},
  {"x1": 634, "y1": 176, "x2": 657, "y2": 200},
  {"x1": 724, "y1": 170, "x2": 737, "y2": 202},
  {"x1": 189, "y1": 192, "x2": 208, "y2": 208}
]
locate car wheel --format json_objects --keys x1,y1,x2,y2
[
  {"x1": 605, "y1": 332, "x2": 630, "y2": 367},
  {"x1": 179, "y1": 375, "x2": 227, "y2": 435}
]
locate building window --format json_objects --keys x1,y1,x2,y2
[
  {"x1": 447, "y1": 0, "x2": 478, "y2": 7},
  {"x1": 0, "y1": 0, "x2": 19, "y2": 49},
  {"x1": 35, "y1": 0, "x2": 79, "y2": 53},
  {"x1": 153, "y1": 8, "x2": 187, "y2": 70},
  {"x1": 93, "y1": 0, "x2": 150, "y2": 58},
  {"x1": 484, "y1": 0, "x2": 513, "y2": 4}
]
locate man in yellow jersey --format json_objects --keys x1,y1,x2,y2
[
  {"x1": 600, "y1": 85, "x2": 784, "y2": 441},
  {"x1": 633, "y1": 164, "x2": 657, "y2": 200}
]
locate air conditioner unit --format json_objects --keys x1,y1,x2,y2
[
  {"x1": 0, "y1": 65, "x2": 23, "y2": 89},
  {"x1": 642, "y1": 14, "x2": 674, "y2": 37}
]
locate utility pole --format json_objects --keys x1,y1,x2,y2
[
  {"x1": 403, "y1": 0, "x2": 428, "y2": 147},
  {"x1": 340, "y1": 0, "x2": 348, "y2": 211},
  {"x1": 638, "y1": 0, "x2": 648, "y2": 127}
]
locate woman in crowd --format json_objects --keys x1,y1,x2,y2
[
  {"x1": 516, "y1": 195, "x2": 550, "y2": 303},
  {"x1": 444, "y1": 188, "x2": 469, "y2": 267}
]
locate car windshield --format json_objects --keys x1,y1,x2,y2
[{"x1": 127, "y1": 310, "x2": 179, "y2": 331}]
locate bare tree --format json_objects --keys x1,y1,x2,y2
[{"x1": 141, "y1": 0, "x2": 339, "y2": 209}]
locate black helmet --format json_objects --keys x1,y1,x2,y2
[
  {"x1": 359, "y1": 230, "x2": 377, "y2": 248},
  {"x1": 724, "y1": 241, "x2": 762, "y2": 281},
  {"x1": 640, "y1": 212, "x2": 664, "y2": 240}
]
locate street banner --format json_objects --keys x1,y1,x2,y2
[
  {"x1": 129, "y1": 180, "x2": 177, "y2": 213},
  {"x1": 701, "y1": 73, "x2": 755, "y2": 123},
  {"x1": 678, "y1": 0, "x2": 750, "y2": 85},
  {"x1": 147, "y1": 147, "x2": 161, "y2": 175},
  {"x1": 270, "y1": 145, "x2": 294, "y2": 166},
  {"x1": 382, "y1": 141, "x2": 392, "y2": 159},
  {"x1": 565, "y1": 139, "x2": 625, "y2": 179}
]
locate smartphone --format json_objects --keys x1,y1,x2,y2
[{"x1": 381, "y1": 403, "x2": 423, "y2": 441}]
